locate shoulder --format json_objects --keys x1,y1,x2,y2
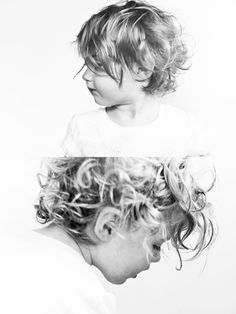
[
  {"x1": 69, "y1": 108, "x2": 106, "y2": 126},
  {"x1": 62, "y1": 108, "x2": 110, "y2": 156},
  {"x1": 160, "y1": 104, "x2": 191, "y2": 121},
  {"x1": 0, "y1": 230, "x2": 98, "y2": 288},
  {"x1": 0, "y1": 230, "x2": 116, "y2": 314},
  {"x1": 158, "y1": 104, "x2": 210, "y2": 155},
  {"x1": 160, "y1": 104, "x2": 201, "y2": 131}
]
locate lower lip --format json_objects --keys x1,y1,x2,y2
[{"x1": 88, "y1": 88, "x2": 97, "y2": 94}]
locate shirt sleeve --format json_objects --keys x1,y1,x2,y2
[
  {"x1": 32, "y1": 294, "x2": 116, "y2": 314},
  {"x1": 0, "y1": 232, "x2": 117, "y2": 314},
  {"x1": 186, "y1": 112, "x2": 211, "y2": 156},
  {"x1": 61, "y1": 114, "x2": 82, "y2": 156},
  {"x1": 5, "y1": 291, "x2": 116, "y2": 314}
]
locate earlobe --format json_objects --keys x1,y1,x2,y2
[{"x1": 94, "y1": 207, "x2": 121, "y2": 242}]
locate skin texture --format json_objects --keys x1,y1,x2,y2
[
  {"x1": 37, "y1": 207, "x2": 167, "y2": 285},
  {"x1": 90, "y1": 225, "x2": 166, "y2": 285},
  {"x1": 86, "y1": 207, "x2": 167, "y2": 285},
  {"x1": 82, "y1": 65, "x2": 144, "y2": 107},
  {"x1": 82, "y1": 65, "x2": 160, "y2": 126}
]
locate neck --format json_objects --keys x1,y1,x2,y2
[
  {"x1": 72, "y1": 236, "x2": 93, "y2": 266},
  {"x1": 106, "y1": 94, "x2": 160, "y2": 126}
]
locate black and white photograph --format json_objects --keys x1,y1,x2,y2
[{"x1": 0, "y1": 0, "x2": 235, "y2": 313}]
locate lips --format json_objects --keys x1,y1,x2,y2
[{"x1": 87, "y1": 87, "x2": 96, "y2": 94}]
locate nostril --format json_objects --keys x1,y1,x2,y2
[
  {"x1": 150, "y1": 244, "x2": 161, "y2": 260},
  {"x1": 153, "y1": 244, "x2": 161, "y2": 251}
]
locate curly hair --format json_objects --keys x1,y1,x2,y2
[
  {"x1": 75, "y1": 0, "x2": 189, "y2": 95},
  {"x1": 35, "y1": 157, "x2": 215, "y2": 269}
]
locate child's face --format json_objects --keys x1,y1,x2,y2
[
  {"x1": 93, "y1": 225, "x2": 166, "y2": 285},
  {"x1": 82, "y1": 64, "x2": 144, "y2": 107}
]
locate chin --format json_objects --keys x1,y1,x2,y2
[
  {"x1": 105, "y1": 274, "x2": 127, "y2": 285},
  {"x1": 95, "y1": 101, "x2": 108, "y2": 107},
  {"x1": 112, "y1": 278, "x2": 127, "y2": 285},
  {"x1": 93, "y1": 97, "x2": 106, "y2": 106}
]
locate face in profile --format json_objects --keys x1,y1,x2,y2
[
  {"x1": 82, "y1": 63, "x2": 145, "y2": 108},
  {"x1": 93, "y1": 224, "x2": 167, "y2": 285}
]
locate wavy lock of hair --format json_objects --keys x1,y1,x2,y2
[
  {"x1": 35, "y1": 157, "x2": 216, "y2": 269},
  {"x1": 76, "y1": 0, "x2": 190, "y2": 95}
]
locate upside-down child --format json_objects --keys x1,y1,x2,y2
[
  {"x1": 62, "y1": 0, "x2": 207, "y2": 156},
  {"x1": 9, "y1": 157, "x2": 218, "y2": 313},
  {"x1": 0, "y1": 157, "x2": 215, "y2": 313}
]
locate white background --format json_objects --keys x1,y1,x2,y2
[{"x1": 0, "y1": 0, "x2": 236, "y2": 313}]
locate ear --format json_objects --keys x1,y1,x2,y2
[
  {"x1": 94, "y1": 207, "x2": 122, "y2": 242},
  {"x1": 134, "y1": 66, "x2": 152, "y2": 81}
]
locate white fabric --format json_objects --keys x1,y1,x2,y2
[
  {"x1": 0, "y1": 230, "x2": 116, "y2": 314},
  {"x1": 61, "y1": 105, "x2": 209, "y2": 157}
]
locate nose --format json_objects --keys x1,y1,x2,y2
[
  {"x1": 150, "y1": 246, "x2": 161, "y2": 263},
  {"x1": 82, "y1": 66, "x2": 93, "y2": 82}
]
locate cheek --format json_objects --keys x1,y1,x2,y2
[
  {"x1": 105, "y1": 249, "x2": 149, "y2": 283},
  {"x1": 94, "y1": 78, "x2": 120, "y2": 96},
  {"x1": 128, "y1": 246, "x2": 150, "y2": 273}
]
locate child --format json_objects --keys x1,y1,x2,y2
[
  {"x1": 36, "y1": 156, "x2": 215, "y2": 269},
  {"x1": 33, "y1": 156, "x2": 215, "y2": 312},
  {"x1": 0, "y1": 157, "x2": 215, "y2": 313},
  {"x1": 62, "y1": 0, "x2": 207, "y2": 157}
]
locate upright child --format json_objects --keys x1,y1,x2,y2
[{"x1": 62, "y1": 0, "x2": 207, "y2": 156}]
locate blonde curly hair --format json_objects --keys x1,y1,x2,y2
[
  {"x1": 75, "y1": 0, "x2": 189, "y2": 95},
  {"x1": 35, "y1": 157, "x2": 215, "y2": 269}
]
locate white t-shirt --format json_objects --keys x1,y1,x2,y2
[
  {"x1": 0, "y1": 229, "x2": 116, "y2": 314},
  {"x1": 61, "y1": 105, "x2": 208, "y2": 157}
]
